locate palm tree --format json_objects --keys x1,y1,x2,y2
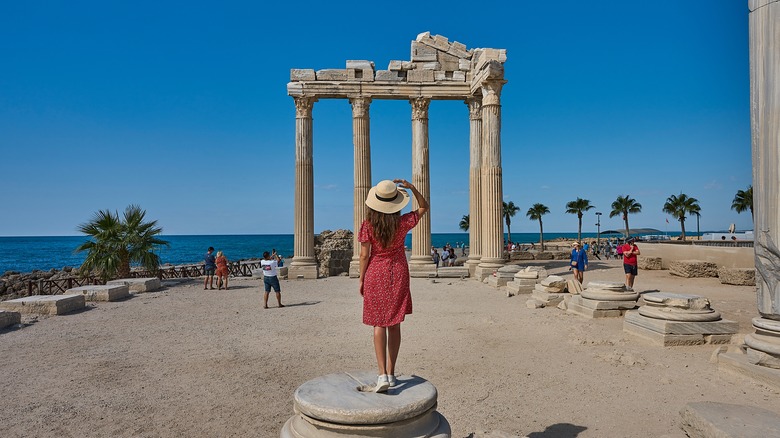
[
  {"x1": 503, "y1": 201, "x2": 520, "y2": 244},
  {"x1": 731, "y1": 185, "x2": 753, "y2": 218},
  {"x1": 610, "y1": 195, "x2": 642, "y2": 238},
  {"x1": 690, "y1": 204, "x2": 701, "y2": 240},
  {"x1": 526, "y1": 203, "x2": 550, "y2": 251},
  {"x1": 663, "y1": 193, "x2": 701, "y2": 241},
  {"x1": 75, "y1": 204, "x2": 169, "y2": 281},
  {"x1": 565, "y1": 197, "x2": 595, "y2": 244},
  {"x1": 459, "y1": 215, "x2": 469, "y2": 232}
]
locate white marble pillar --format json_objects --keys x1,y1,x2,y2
[
  {"x1": 349, "y1": 97, "x2": 372, "y2": 277},
  {"x1": 289, "y1": 96, "x2": 318, "y2": 280},
  {"x1": 465, "y1": 96, "x2": 483, "y2": 277},
  {"x1": 745, "y1": 0, "x2": 780, "y2": 367},
  {"x1": 409, "y1": 97, "x2": 436, "y2": 277},
  {"x1": 475, "y1": 79, "x2": 506, "y2": 280}
]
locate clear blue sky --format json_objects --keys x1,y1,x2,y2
[{"x1": 0, "y1": 0, "x2": 753, "y2": 236}]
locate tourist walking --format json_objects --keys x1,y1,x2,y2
[
  {"x1": 358, "y1": 178, "x2": 429, "y2": 393},
  {"x1": 261, "y1": 251, "x2": 284, "y2": 309},
  {"x1": 432, "y1": 248, "x2": 440, "y2": 269},
  {"x1": 215, "y1": 250, "x2": 229, "y2": 290},
  {"x1": 441, "y1": 247, "x2": 450, "y2": 267},
  {"x1": 203, "y1": 247, "x2": 216, "y2": 290},
  {"x1": 570, "y1": 242, "x2": 588, "y2": 283},
  {"x1": 622, "y1": 237, "x2": 640, "y2": 291}
]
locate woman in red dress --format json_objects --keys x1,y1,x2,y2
[
  {"x1": 215, "y1": 251, "x2": 229, "y2": 290},
  {"x1": 359, "y1": 179, "x2": 429, "y2": 392}
]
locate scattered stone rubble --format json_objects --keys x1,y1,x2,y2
[
  {"x1": 314, "y1": 229, "x2": 353, "y2": 278},
  {"x1": 527, "y1": 275, "x2": 568, "y2": 308},
  {"x1": 1, "y1": 267, "x2": 78, "y2": 300},
  {"x1": 486, "y1": 265, "x2": 521, "y2": 288},
  {"x1": 506, "y1": 266, "x2": 548, "y2": 296}
]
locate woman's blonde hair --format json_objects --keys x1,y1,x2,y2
[
  {"x1": 366, "y1": 207, "x2": 400, "y2": 248},
  {"x1": 216, "y1": 250, "x2": 223, "y2": 257}
]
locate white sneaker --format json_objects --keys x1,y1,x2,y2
[
  {"x1": 375, "y1": 374, "x2": 390, "y2": 393},
  {"x1": 388, "y1": 375, "x2": 397, "y2": 387}
]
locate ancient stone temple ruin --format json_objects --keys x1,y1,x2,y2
[{"x1": 287, "y1": 32, "x2": 507, "y2": 280}]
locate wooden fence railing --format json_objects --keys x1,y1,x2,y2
[{"x1": 22, "y1": 260, "x2": 265, "y2": 295}]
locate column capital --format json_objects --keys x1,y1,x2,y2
[
  {"x1": 349, "y1": 96, "x2": 372, "y2": 118},
  {"x1": 480, "y1": 80, "x2": 505, "y2": 106},
  {"x1": 410, "y1": 97, "x2": 431, "y2": 121},
  {"x1": 294, "y1": 96, "x2": 317, "y2": 118},
  {"x1": 465, "y1": 96, "x2": 483, "y2": 120}
]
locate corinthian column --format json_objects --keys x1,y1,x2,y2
[
  {"x1": 741, "y1": 0, "x2": 780, "y2": 372},
  {"x1": 475, "y1": 79, "x2": 506, "y2": 280},
  {"x1": 408, "y1": 97, "x2": 436, "y2": 277},
  {"x1": 289, "y1": 96, "x2": 318, "y2": 280},
  {"x1": 465, "y1": 96, "x2": 483, "y2": 277},
  {"x1": 349, "y1": 97, "x2": 372, "y2": 277}
]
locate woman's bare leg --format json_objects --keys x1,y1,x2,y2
[
  {"x1": 373, "y1": 326, "x2": 388, "y2": 375},
  {"x1": 386, "y1": 324, "x2": 401, "y2": 376}
]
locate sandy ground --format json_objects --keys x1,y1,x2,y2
[{"x1": 1, "y1": 258, "x2": 778, "y2": 438}]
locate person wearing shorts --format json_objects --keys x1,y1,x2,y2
[
  {"x1": 622, "y1": 237, "x2": 640, "y2": 291},
  {"x1": 203, "y1": 247, "x2": 216, "y2": 290},
  {"x1": 261, "y1": 251, "x2": 284, "y2": 309}
]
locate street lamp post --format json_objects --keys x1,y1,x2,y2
[{"x1": 596, "y1": 212, "x2": 602, "y2": 249}]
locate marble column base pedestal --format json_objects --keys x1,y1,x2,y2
[
  {"x1": 289, "y1": 262, "x2": 318, "y2": 280},
  {"x1": 348, "y1": 260, "x2": 360, "y2": 278},
  {"x1": 473, "y1": 261, "x2": 503, "y2": 282},
  {"x1": 281, "y1": 371, "x2": 450, "y2": 438},
  {"x1": 436, "y1": 267, "x2": 469, "y2": 278},
  {"x1": 464, "y1": 259, "x2": 481, "y2": 277},
  {"x1": 408, "y1": 262, "x2": 437, "y2": 278},
  {"x1": 567, "y1": 296, "x2": 637, "y2": 319},
  {"x1": 623, "y1": 311, "x2": 737, "y2": 346}
]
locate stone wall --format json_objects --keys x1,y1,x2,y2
[
  {"x1": 638, "y1": 243, "x2": 753, "y2": 269},
  {"x1": 314, "y1": 230, "x2": 354, "y2": 278},
  {"x1": 1, "y1": 267, "x2": 77, "y2": 301}
]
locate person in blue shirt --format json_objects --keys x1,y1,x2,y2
[
  {"x1": 203, "y1": 247, "x2": 217, "y2": 290},
  {"x1": 570, "y1": 242, "x2": 588, "y2": 284}
]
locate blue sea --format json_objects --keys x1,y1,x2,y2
[{"x1": 1, "y1": 231, "x2": 650, "y2": 274}]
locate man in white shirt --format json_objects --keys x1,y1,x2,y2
[{"x1": 261, "y1": 251, "x2": 284, "y2": 309}]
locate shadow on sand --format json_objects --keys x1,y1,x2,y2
[{"x1": 525, "y1": 422, "x2": 588, "y2": 437}]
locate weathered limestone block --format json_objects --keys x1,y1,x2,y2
[
  {"x1": 448, "y1": 42, "x2": 471, "y2": 59},
  {"x1": 532, "y1": 287, "x2": 567, "y2": 306},
  {"x1": 419, "y1": 62, "x2": 441, "y2": 71},
  {"x1": 401, "y1": 61, "x2": 416, "y2": 70},
  {"x1": 388, "y1": 60, "x2": 403, "y2": 71},
  {"x1": 411, "y1": 41, "x2": 437, "y2": 62},
  {"x1": 281, "y1": 371, "x2": 450, "y2": 437},
  {"x1": 67, "y1": 284, "x2": 130, "y2": 302},
  {"x1": 407, "y1": 70, "x2": 435, "y2": 82},
  {"x1": 506, "y1": 278, "x2": 535, "y2": 296},
  {"x1": 540, "y1": 275, "x2": 566, "y2": 291},
  {"x1": 348, "y1": 69, "x2": 374, "y2": 82},
  {"x1": 437, "y1": 52, "x2": 460, "y2": 71},
  {"x1": 566, "y1": 279, "x2": 583, "y2": 294},
  {"x1": 638, "y1": 256, "x2": 663, "y2": 270},
  {"x1": 346, "y1": 60, "x2": 374, "y2": 70},
  {"x1": 680, "y1": 401, "x2": 780, "y2": 438},
  {"x1": 718, "y1": 267, "x2": 756, "y2": 286},
  {"x1": 431, "y1": 34, "x2": 450, "y2": 51},
  {"x1": 0, "y1": 294, "x2": 85, "y2": 315},
  {"x1": 375, "y1": 70, "x2": 404, "y2": 81},
  {"x1": 533, "y1": 252, "x2": 553, "y2": 260},
  {"x1": 452, "y1": 71, "x2": 466, "y2": 82},
  {"x1": 486, "y1": 265, "x2": 521, "y2": 287},
  {"x1": 643, "y1": 292, "x2": 712, "y2": 310},
  {"x1": 0, "y1": 310, "x2": 21, "y2": 329},
  {"x1": 586, "y1": 280, "x2": 627, "y2": 291},
  {"x1": 458, "y1": 59, "x2": 471, "y2": 71},
  {"x1": 567, "y1": 295, "x2": 634, "y2": 318},
  {"x1": 316, "y1": 69, "x2": 348, "y2": 81},
  {"x1": 669, "y1": 260, "x2": 718, "y2": 278},
  {"x1": 290, "y1": 69, "x2": 316, "y2": 81},
  {"x1": 106, "y1": 277, "x2": 162, "y2": 293}
]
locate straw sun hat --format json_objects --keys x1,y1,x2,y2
[{"x1": 365, "y1": 180, "x2": 410, "y2": 214}]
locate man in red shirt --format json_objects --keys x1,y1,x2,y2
[{"x1": 622, "y1": 237, "x2": 640, "y2": 291}]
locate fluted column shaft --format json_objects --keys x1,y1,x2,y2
[
  {"x1": 466, "y1": 97, "x2": 483, "y2": 266},
  {"x1": 291, "y1": 97, "x2": 317, "y2": 275},
  {"x1": 749, "y1": 0, "x2": 780, "y2": 320},
  {"x1": 350, "y1": 97, "x2": 372, "y2": 275},
  {"x1": 479, "y1": 80, "x2": 506, "y2": 266},
  {"x1": 410, "y1": 98, "x2": 432, "y2": 264}
]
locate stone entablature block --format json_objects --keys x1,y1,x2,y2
[
  {"x1": 288, "y1": 31, "x2": 506, "y2": 100},
  {"x1": 0, "y1": 295, "x2": 85, "y2": 315},
  {"x1": 67, "y1": 284, "x2": 130, "y2": 302}
]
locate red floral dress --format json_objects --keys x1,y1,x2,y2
[{"x1": 359, "y1": 211, "x2": 419, "y2": 327}]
